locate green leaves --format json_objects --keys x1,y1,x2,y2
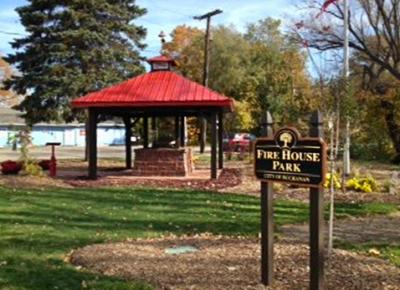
[
  {"x1": 163, "y1": 19, "x2": 314, "y2": 133},
  {"x1": 6, "y1": 0, "x2": 147, "y2": 124}
]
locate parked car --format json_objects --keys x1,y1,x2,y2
[{"x1": 225, "y1": 133, "x2": 256, "y2": 152}]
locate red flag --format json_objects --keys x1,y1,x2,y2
[{"x1": 316, "y1": 0, "x2": 339, "y2": 18}]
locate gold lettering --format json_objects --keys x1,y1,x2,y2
[
  {"x1": 272, "y1": 161, "x2": 302, "y2": 172},
  {"x1": 293, "y1": 163, "x2": 301, "y2": 172},
  {"x1": 280, "y1": 150, "x2": 321, "y2": 162},
  {"x1": 257, "y1": 150, "x2": 265, "y2": 159},
  {"x1": 272, "y1": 161, "x2": 280, "y2": 170},
  {"x1": 282, "y1": 149, "x2": 290, "y2": 160},
  {"x1": 257, "y1": 150, "x2": 282, "y2": 160}
]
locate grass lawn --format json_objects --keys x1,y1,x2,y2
[
  {"x1": 0, "y1": 186, "x2": 398, "y2": 289},
  {"x1": 335, "y1": 240, "x2": 400, "y2": 268}
]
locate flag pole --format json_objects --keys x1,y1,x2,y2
[{"x1": 343, "y1": 0, "x2": 351, "y2": 176}]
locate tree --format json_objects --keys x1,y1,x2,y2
[
  {"x1": 163, "y1": 25, "x2": 204, "y2": 83},
  {"x1": 351, "y1": 50, "x2": 400, "y2": 161},
  {"x1": 163, "y1": 25, "x2": 252, "y2": 135},
  {"x1": 243, "y1": 18, "x2": 315, "y2": 129},
  {"x1": 163, "y1": 19, "x2": 314, "y2": 134},
  {"x1": 4, "y1": 0, "x2": 147, "y2": 125},
  {"x1": 294, "y1": 0, "x2": 400, "y2": 162}
]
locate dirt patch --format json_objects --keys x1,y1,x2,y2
[
  {"x1": 69, "y1": 235, "x2": 400, "y2": 290},
  {"x1": 0, "y1": 174, "x2": 73, "y2": 189},
  {"x1": 282, "y1": 212, "x2": 400, "y2": 245}
]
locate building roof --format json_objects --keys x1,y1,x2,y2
[
  {"x1": 71, "y1": 70, "x2": 234, "y2": 111},
  {"x1": 0, "y1": 107, "x2": 25, "y2": 124}
]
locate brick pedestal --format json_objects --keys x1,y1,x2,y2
[{"x1": 132, "y1": 148, "x2": 194, "y2": 176}]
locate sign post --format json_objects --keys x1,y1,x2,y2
[
  {"x1": 309, "y1": 111, "x2": 325, "y2": 290},
  {"x1": 260, "y1": 112, "x2": 274, "y2": 285},
  {"x1": 255, "y1": 111, "x2": 326, "y2": 290}
]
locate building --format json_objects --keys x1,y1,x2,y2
[{"x1": 0, "y1": 108, "x2": 126, "y2": 147}]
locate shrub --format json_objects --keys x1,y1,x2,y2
[
  {"x1": 38, "y1": 160, "x2": 51, "y2": 170},
  {"x1": 324, "y1": 172, "x2": 341, "y2": 189},
  {"x1": 1, "y1": 160, "x2": 23, "y2": 175},
  {"x1": 346, "y1": 175, "x2": 378, "y2": 193},
  {"x1": 22, "y1": 161, "x2": 44, "y2": 177}
]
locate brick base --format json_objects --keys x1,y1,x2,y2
[{"x1": 132, "y1": 148, "x2": 194, "y2": 176}]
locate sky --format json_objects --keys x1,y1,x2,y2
[{"x1": 0, "y1": 0, "x2": 301, "y2": 58}]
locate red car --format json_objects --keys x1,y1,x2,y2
[{"x1": 225, "y1": 133, "x2": 256, "y2": 152}]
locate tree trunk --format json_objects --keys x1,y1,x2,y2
[{"x1": 381, "y1": 100, "x2": 400, "y2": 164}]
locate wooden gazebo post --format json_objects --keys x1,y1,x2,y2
[
  {"x1": 180, "y1": 116, "x2": 186, "y2": 147},
  {"x1": 174, "y1": 116, "x2": 181, "y2": 148},
  {"x1": 123, "y1": 117, "x2": 132, "y2": 169},
  {"x1": 218, "y1": 111, "x2": 224, "y2": 169},
  {"x1": 143, "y1": 116, "x2": 149, "y2": 149},
  {"x1": 210, "y1": 112, "x2": 217, "y2": 179},
  {"x1": 88, "y1": 108, "x2": 98, "y2": 180}
]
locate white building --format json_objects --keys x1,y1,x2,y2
[{"x1": 0, "y1": 108, "x2": 126, "y2": 147}]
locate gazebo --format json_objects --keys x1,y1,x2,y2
[{"x1": 72, "y1": 56, "x2": 234, "y2": 180}]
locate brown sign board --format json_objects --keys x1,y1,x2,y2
[{"x1": 254, "y1": 127, "x2": 326, "y2": 187}]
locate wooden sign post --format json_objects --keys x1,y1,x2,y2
[
  {"x1": 255, "y1": 111, "x2": 326, "y2": 290},
  {"x1": 259, "y1": 111, "x2": 274, "y2": 285}
]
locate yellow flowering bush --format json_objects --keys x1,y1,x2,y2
[
  {"x1": 324, "y1": 173, "x2": 341, "y2": 189},
  {"x1": 346, "y1": 176, "x2": 378, "y2": 193}
]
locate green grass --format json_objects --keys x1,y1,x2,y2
[
  {"x1": 332, "y1": 202, "x2": 399, "y2": 219},
  {"x1": 335, "y1": 240, "x2": 400, "y2": 267},
  {"x1": 330, "y1": 203, "x2": 400, "y2": 268},
  {"x1": 0, "y1": 186, "x2": 398, "y2": 289}
]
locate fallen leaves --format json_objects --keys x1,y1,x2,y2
[
  {"x1": 369, "y1": 248, "x2": 381, "y2": 257},
  {"x1": 70, "y1": 235, "x2": 400, "y2": 290},
  {"x1": 67, "y1": 169, "x2": 242, "y2": 191}
]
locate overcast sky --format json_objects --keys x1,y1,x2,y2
[{"x1": 0, "y1": 0, "x2": 302, "y2": 57}]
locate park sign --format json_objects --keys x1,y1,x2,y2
[{"x1": 254, "y1": 127, "x2": 326, "y2": 187}]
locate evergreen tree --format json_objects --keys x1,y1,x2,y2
[{"x1": 4, "y1": 0, "x2": 146, "y2": 124}]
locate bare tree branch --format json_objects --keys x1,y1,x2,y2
[{"x1": 293, "y1": 0, "x2": 400, "y2": 80}]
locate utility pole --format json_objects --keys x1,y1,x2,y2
[{"x1": 194, "y1": 9, "x2": 223, "y2": 153}]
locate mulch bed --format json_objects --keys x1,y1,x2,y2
[
  {"x1": 278, "y1": 187, "x2": 400, "y2": 204},
  {"x1": 69, "y1": 235, "x2": 400, "y2": 290},
  {"x1": 282, "y1": 211, "x2": 400, "y2": 245},
  {"x1": 65, "y1": 168, "x2": 242, "y2": 191},
  {"x1": 220, "y1": 175, "x2": 400, "y2": 204}
]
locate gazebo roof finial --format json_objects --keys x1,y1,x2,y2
[{"x1": 147, "y1": 55, "x2": 177, "y2": 72}]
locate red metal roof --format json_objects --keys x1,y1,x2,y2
[{"x1": 72, "y1": 71, "x2": 234, "y2": 110}]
